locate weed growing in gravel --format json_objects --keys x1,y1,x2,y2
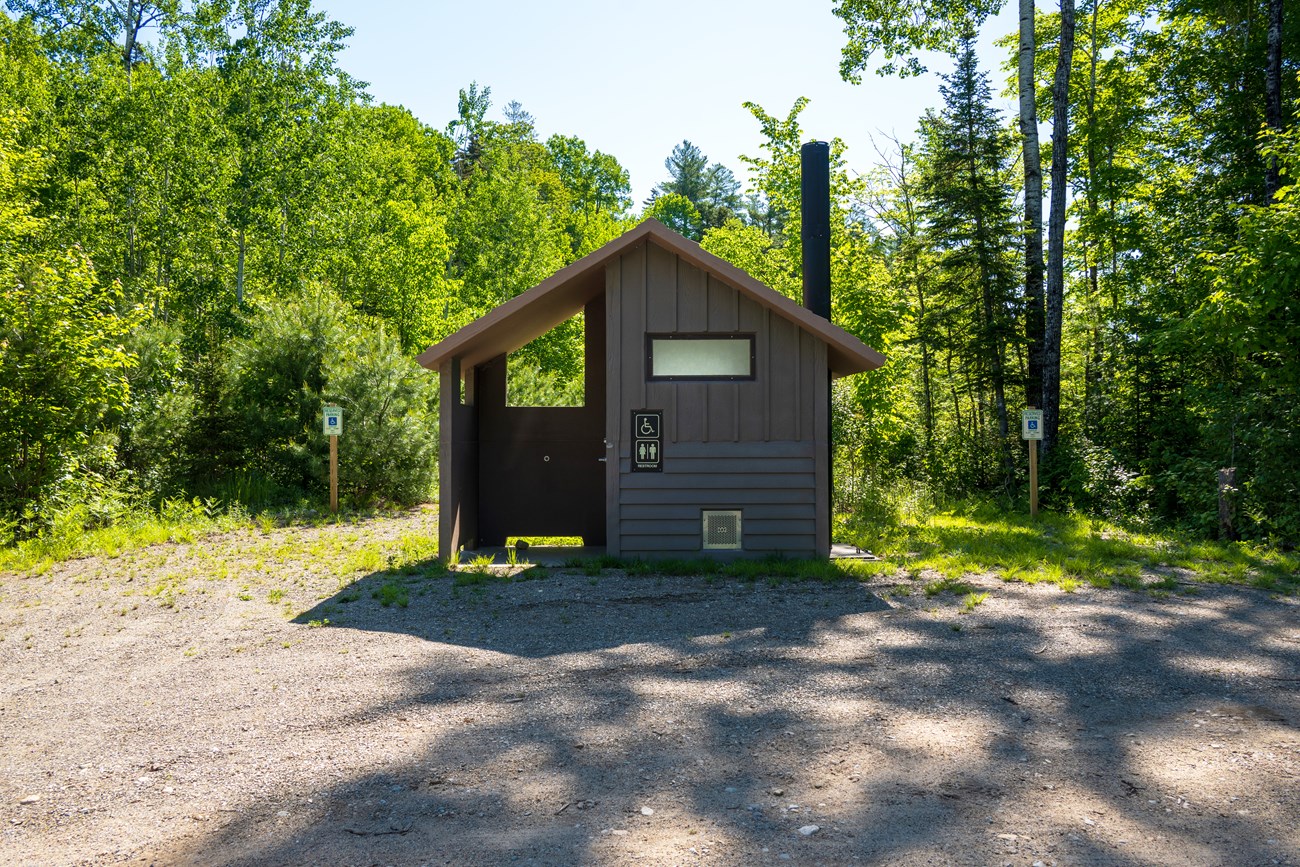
[
  {"x1": 961, "y1": 591, "x2": 989, "y2": 611},
  {"x1": 452, "y1": 569, "x2": 509, "y2": 587},
  {"x1": 924, "y1": 576, "x2": 975, "y2": 597},
  {"x1": 345, "y1": 546, "x2": 386, "y2": 575},
  {"x1": 372, "y1": 581, "x2": 409, "y2": 608}
]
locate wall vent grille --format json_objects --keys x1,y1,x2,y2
[{"x1": 702, "y1": 510, "x2": 743, "y2": 550}]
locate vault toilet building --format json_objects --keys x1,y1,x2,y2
[{"x1": 419, "y1": 162, "x2": 884, "y2": 560}]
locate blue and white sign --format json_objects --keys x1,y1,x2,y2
[
  {"x1": 1021, "y1": 409, "x2": 1043, "y2": 441},
  {"x1": 323, "y1": 405, "x2": 343, "y2": 437}
]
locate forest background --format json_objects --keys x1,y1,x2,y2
[{"x1": 1, "y1": 0, "x2": 1297, "y2": 552}]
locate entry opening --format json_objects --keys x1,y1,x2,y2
[
  {"x1": 702, "y1": 510, "x2": 743, "y2": 551},
  {"x1": 507, "y1": 313, "x2": 585, "y2": 407}
]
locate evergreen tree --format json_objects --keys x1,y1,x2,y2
[
  {"x1": 917, "y1": 37, "x2": 1021, "y2": 489},
  {"x1": 645, "y1": 140, "x2": 741, "y2": 238}
]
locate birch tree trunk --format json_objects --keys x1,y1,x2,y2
[
  {"x1": 1044, "y1": 0, "x2": 1075, "y2": 459},
  {"x1": 1019, "y1": 0, "x2": 1046, "y2": 412},
  {"x1": 1264, "y1": 0, "x2": 1284, "y2": 200}
]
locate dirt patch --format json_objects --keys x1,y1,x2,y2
[{"x1": 2, "y1": 509, "x2": 1298, "y2": 866}]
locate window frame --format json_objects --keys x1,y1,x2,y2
[{"x1": 645, "y1": 332, "x2": 757, "y2": 382}]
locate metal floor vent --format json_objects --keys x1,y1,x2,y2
[{"x1": 702, "y1": 510, "x2": 742, "y2": 550}]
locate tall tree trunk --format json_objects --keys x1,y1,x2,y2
[
  {"x1": 1084, "y1": 1, "x2": 1103, "y2": 434},
  {"x1": 236, "y1": 226, "x2": 247, "y2": 306},
  {"x1": 1044, "y1": 0, "x2": 1076, "y2": 460},
  {"x1": 971, "y1": 156, "x2": 1012, "y2": 488},
  {"x1": 1019, "y1": 0, "x2": 1046, "y2": 411},
  {"x1": 1264, "y1": 0, "x2": 1285, "y2": 200},
  {"x1": 916, "y1": 264, "x2": 936, "y2": 453}
]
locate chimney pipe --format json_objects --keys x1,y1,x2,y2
[
  {"x1": 801, "y1": 141, "x2": 831, "y2": 322},
  {"x1": 801, "y1": 140, "x2": 834, "y2": 557}
]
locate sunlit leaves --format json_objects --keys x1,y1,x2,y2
[{"x1": 833, "y1": 0, "x2": 1006, "y2": 79}]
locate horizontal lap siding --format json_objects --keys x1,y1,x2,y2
[
  {"x1": 607, "y1": 240, "x2": 824, "y2": 558},
  {"x1": 617, "y1": 441, "x2": 817, "y2": 557},
  {"x1": 619, "y1": 488, "x2": 816, "y2": 506}
]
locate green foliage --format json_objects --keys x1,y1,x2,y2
[
  {"x1": 0, "y1": 248, "x2": 143, "y2": 527},
  {"x1": 118, "y1": 320, "x2": 196, "y2": 495},
  {"x1": 834, "y1": 0, "x2": 1006, "y2": 79},
  {"x1": 645, "y1": 140, "x2": 740, "y2": 238},
  {"x1": 856, "y1": 499, "x2": 1298, "y2": 595},
  {"x1": 0, "y1": 495, "x2": 249, "y2": 574},
  {"x1": 215, "y1": 291, "x2": 437, "y2": 507},
  {"x1": 218, "y1": 291, "x2": 349, "y2": 492},
  {"x1": 323, "y1": 327, "x2": 438, "y2": 506},
  {"x1": 643, "y1": 192, "x2": 703, "y2": 240},
  {"x1": 704, "y1": 97, "x2": 909, "y2": 512},
  {"x1": 4, "y1": 0, "x2": 1298, "y2": 560},
  {"x1": 913, "y1": 38, "x2": 1021, "y2": 489},
  {"x1": 372, "y1": 579, "x2": 409, "y2": 608}
]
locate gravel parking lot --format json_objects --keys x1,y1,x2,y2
[{"x1": 2, "y1": 509, "x2": 1297, "y2": 866}]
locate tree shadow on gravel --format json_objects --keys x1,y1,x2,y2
[
  {"x1": 192, "y1": 573, "x2": 1297, "y2": 866},
  {"x1": 293, "y1": 565, "x2": 892, "y2": 657}
]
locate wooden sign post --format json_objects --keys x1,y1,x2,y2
[
  {"x1": 323, "y1": 405, "x2": 342, "y2": 513},
  {"x1": 1021, "y1": 407, "x2": 1043, "y2": 517}
]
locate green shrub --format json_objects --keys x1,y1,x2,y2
[
  {"x1": 0, "y1": 249, "x2": 142, "y2": 530},
  {"x1": 118, "y1": 321, "x2": 196, "y2": 497},
  {"x1": 213, "y1": 290, "x2": 438, "y2": 508},
  {"x1": 322, "y1": 328, "x2": 438, "y2": 506}
]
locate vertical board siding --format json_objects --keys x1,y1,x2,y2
[
  {"x1": 766, "y1": 314, "x2": 800, "y2": 442},
  {"x1": 737, "y1": 296, "x2": 767, "y2": 442},
  {"x1": 606, "y1": 240, "x2": 824, "y2": 558},
  {"x1": 604, "y1": 263, "x2": 623, "y2": 555},
  {"x1": 673, "y1": 253, "x2": 707, "y2": 443}
]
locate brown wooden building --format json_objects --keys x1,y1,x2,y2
[{"x1": 417, "y1": 218, "x2": 884, "y2": 560}]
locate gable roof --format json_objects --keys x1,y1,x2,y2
[{"x1": 416, "y1": 218, "x2": 886, "y2": 377}]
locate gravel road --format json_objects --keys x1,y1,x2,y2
[{"x1": 1, "y1": 508, "x2": 1297, "y2": 866}]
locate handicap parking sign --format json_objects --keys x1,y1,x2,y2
[{"x1": 1021, "y1": 409, "x2": 1043, "y2": 441}]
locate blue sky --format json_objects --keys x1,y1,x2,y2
[{"x1": 314, "y1": 1, "x2": 1023, "y2": 206}]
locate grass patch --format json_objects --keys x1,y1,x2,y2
[
  {"x1": 859, "y1": 500, "x2": 1299, "y2": 595},
  {"x1": 507, "y1": 536, "x2": 585, "y2": 547},
  {"x1": 0, "y1": 498, "x2": 251, "y2": 574}
]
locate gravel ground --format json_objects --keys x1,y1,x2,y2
[{"x1": 1, "y1": 508, "x2": 1298, "y2": 867}]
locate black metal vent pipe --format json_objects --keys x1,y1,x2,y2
[
  {"x1": 800, "y1": 140, "x2": 831, "y2": 322},
  {"x1": 801, "y1": 140, "x2": 834, "y2": 554}
]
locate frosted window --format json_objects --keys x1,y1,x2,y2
[{"x1": 648, "y1": 335, "x2": 754, "y2": 380}]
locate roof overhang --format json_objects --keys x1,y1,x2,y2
[{"x1": 416, "y1": 219, "x2": 886, "y2": 377}]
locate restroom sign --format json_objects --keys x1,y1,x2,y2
[{"x1": 632, "y1": 410, "x2": 663, "y2": 472}]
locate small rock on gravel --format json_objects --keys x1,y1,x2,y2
[
  {"x1": 19, "y1": 795, "x2": 40, "y2": 805},
  {"x1": 799, "y1": 824, "x2": 820, "y2": 836}
]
